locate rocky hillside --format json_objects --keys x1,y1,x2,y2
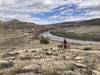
[
  {"x1": 0, "y1": 43, "x2": 100, "y2": 75},
  {"x1": 0, "y1": 19, "x2": 45, "y2": 51},
  {"x1": 0, "y1": 19, "x2": 40, "y2": 29}
]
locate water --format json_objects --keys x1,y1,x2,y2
[{"x1": 40, "y1": 31, "x2": 100, "y2": 45}]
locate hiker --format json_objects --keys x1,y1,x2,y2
[
  {"x1": 63, "y1": 39, "x2": 67, "y2": 49},
  {"x1": 57, "y1": 39, "x2": 70, "y2": 50}
]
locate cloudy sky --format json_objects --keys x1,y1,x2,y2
[{"x1": 0, "y1": 0, "x2": 100, "y2": 24}]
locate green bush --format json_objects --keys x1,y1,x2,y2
[
  {"x1": 43, "y1": 67, "x2": 60, "y2": 75},
  {"x1": 82, "y1": 47, "x2": 92, "y2": 51},
  {"x1": 43, "y1": 70, "x2": 60, "y2": 75},
  {"x1": 65, "y1": 64, "x2": 75, "y2": 71},
  {"x1": 40, "y1": 37, "x2": 49, "y2": 44},
  {"x1": 0, "y1": 61, "x2": 14, "y2": 69}
]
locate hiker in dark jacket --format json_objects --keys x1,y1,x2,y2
[{"x1": 63, "y1": 39, "x2": 67, "y2": 49}]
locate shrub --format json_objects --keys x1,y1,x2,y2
[
  {"x1": 43, "y1": 70, "x2": 60, "y2": 75},
  {"x1": 20, "y1": 54, "x2": 33, "y2": 60},
  {"x1": 65, "y1": 64, "x2": 75, "y2": 71},
  {"x1": 40, "y1": 36, "x2": 49, "y2": 44},
  {"x1": 82, "y1": 47, "x2": 92, "y2": 51},
  {"x1": 0, "y1": 61, "x2": 14, "y2": 69},
  {"x1": 4, "y1": 67, "x2": 33, "y2": 75},
  {"x1": 43, "y1": 68, "x2": 60, "y2": 75}
]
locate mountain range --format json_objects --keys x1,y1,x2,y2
[
  {"x1": 48, "y1": 18, "x2": 100, "y2": 26},
  {"x1": 0, "y1": 18, "x2": 100, "y2": 32}
]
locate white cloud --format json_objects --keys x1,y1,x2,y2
[
  {"x1": 0, "y1": 0, "x2": 100, "y2": 24},
  {"x1": 78, "y1": 0, "x2": 100, "y2": 8}
]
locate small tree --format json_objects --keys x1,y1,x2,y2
[{"x1": 40, "y1": 36, "x2": 49, "y2": 44}]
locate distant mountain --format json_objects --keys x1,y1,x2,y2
[
  {"x1": 0, "y1": 18, "x2": 100, "y2": 33},
  {"x1": 81, "y1": 18, "x2": 100, "y2": 25},
  {"x1": 43, "y1": 18, "x2": 100, "y2": 31},
  {"x1": 47, "y1": 18, "x2": 100, "y2": 26},
  {"x1": 3, "y1": 19, "x2": 28, "y2": 25},
  {"x1": 8, "y1": 19, "x2": 21, "y2": 23},
  {"x1": 0, "y1": 19, "x2": 40, "y2": 29}
]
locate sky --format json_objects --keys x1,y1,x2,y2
[{"x1": 0, "y1": 0, "x2": 100, "y2": 24}]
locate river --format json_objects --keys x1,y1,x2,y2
[{"x1": 40, "y1": 31, "x2": 100, "y2": 45}]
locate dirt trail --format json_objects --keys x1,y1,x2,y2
[
  {"x1": 17, "y1": 47, "x2": 100, "y2": 54},
  {"x1": 70, "y1": 49, "x2": 100, "y2": 54}
]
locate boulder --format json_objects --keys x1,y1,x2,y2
[{"x1": 46, "y1": 51, "x2": 52, "y2": 55}]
